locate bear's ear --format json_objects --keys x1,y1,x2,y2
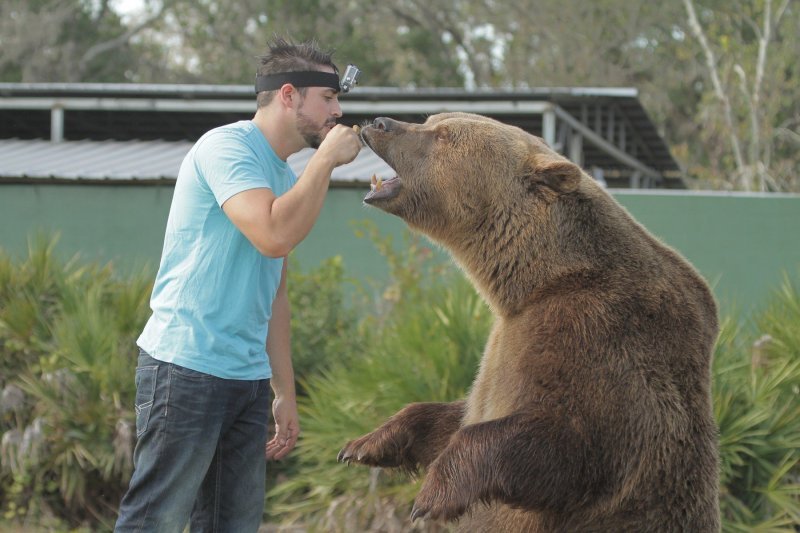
[
  {"x1": 524, "y1": 157, "x2": 582, "y2": 194},
  {"x1": 435, "y1": 125, "x2": 452, "y2": 143}
]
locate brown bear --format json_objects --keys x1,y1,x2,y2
[{"x1": 338, "y1": 113, "x2": 720, "y2": 532}]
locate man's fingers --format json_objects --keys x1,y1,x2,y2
[
  {"x1": 268, "y1": 400, "x2": 300, "y2": 460},
  {"x1": 271, "y1": 445, "x2": 291, "y2": 461},
  {"x1": 265, "y1": 435, "x2": 296, "y2": 461},
  {"x1": 265, "y1": 420, "x2": 299, "y2": 461},
  {"x1": 265, "y1": 437, "x2": 283, "y2": 460}
]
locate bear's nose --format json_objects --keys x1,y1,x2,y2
[{"x1": 373, "y1": 117, "x2": 399, "y2": 132}]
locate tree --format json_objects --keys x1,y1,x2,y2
[
  {"x1": 2, "y1": 0, "x2": 797, "y2": 190},
  {"x1": 0, "y1": 0, "x2": 180, "y2": 82},
  {"x1": 142, "y1": 0, "x2": 465, "y2": 87},
  {"x1": 682, "y1": 0, "x2": 798, "y2": 191}
]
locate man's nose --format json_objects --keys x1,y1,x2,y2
[{"x1": 332, "y1": 98, "x2": 342, "y2": 118}]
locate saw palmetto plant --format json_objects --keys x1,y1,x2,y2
[
  {"x1": 1, "y1": 235, "x2": 798, "y2": 531},
  {"x1": 270, "y1": 241, "x2": 800, "y2": 532},
  {"x1": 714, "y1": 273, "x2": 800, "y2": 532},
  {"x1": 0, "y1": 235, "x2": 151, "y2": 528}
]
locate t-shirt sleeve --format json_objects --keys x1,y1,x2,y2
[{"x1": 193, "y1": 131, "x2": 272, "y2": 206}]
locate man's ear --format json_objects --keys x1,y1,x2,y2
[
  {"x1": 279, "y1": 83, "x2": 297, "y2": 108},
  {"x1": 525, "y1": 157, "x2": 582, "y2": 194}
]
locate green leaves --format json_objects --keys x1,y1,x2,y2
[
  {"x1": 274, "y1": 248, "x2": 800, "y2": 530},
  {"x1": 269, "y1": 233, "x2": 490, "y2": 530},
  {"x1": 0, "y1": 236, "x2": 147, "y2": 529},
  {"x1": 714, "y1": 273, "x2": 800, "y2": 530},
  {"x1": 287, "y1": 255, "x2": 364, "y2": 393},
  {"x1": 2, "y1": 234, "x2": 798, "y2": 530}
]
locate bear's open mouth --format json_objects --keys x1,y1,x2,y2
[{"x1": 364, "y1": 176, "x2": 402, "y2": 204}]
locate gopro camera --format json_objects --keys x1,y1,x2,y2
[{"x1": 340, "y1": 64, "x2": 361, "y2": 93}]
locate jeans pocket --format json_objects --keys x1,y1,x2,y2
[
  {"x1": 134, "y1": 365, "x2": 158, "y2": 437},
  {"x1": 171, "y1": 363, "x2": 213, "y2": 381}
]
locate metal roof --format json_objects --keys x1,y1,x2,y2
[
  {"x1": 0, "y1": 82, "x2": 683, "y2": 188},
  {"x1": 0, "y1": 138, "x2": 394, "y2": 185},
  {"x1": 0, "y1": 82, "x2": 640, "y2": 99}
]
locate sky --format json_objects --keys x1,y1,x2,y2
[{"x1": 112, "y1": 0, "x2": 146, "y2": 19}]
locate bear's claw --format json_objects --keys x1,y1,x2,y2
[
  {"x1": 338, "y1": 429, "x2": 412, "y2": 468},
  {"x1": 338, "y1": 440, "x2": 378, "y2": 465},
  {"x1": 410, "y1": 505, "x2": 427, "y2": 522}
]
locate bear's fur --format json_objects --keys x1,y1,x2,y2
[{"x1": 338, "y1": 113, "x2": 720, "y2": 532}]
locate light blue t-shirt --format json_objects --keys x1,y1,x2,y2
[{"x1": 137, "y1": 120, "x2": 297, "y2": 380}]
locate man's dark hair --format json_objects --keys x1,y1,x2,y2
[{"x1": 256, "y1": 36, "x2": 338, "y2": 108}]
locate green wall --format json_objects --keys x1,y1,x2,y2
[
  {"x1": 1, "y1": 184, "x2": 798, "y2": 318},
  {"x1": 613, "y1": 191, "x2": 800, "y2": 317}
]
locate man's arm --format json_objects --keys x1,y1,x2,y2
[
  {"x1": 265, "y1": 259, "x2": 299, "y2": 460},
  {"x1": 223, "y1": 124, "x2": 360, "y2": 257}
]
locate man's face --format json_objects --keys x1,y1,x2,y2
[{"x1": 296, "y1": 83, "x2": 342, "y2": 149}]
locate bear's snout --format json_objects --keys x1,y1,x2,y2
[{"x1": 372, "y1": 117, "x2": 402, "y2": 132}]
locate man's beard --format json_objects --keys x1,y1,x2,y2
[{"x1": 297, "y1": 106, "x2": 335, "y2": 149}]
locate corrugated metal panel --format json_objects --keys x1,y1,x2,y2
[
  {"x1": 0, "y1": 83, "x2": 678, "y2": 172},
  {"x1": 290, "y1": 147, "x2": 395, "y2": 184},
  {"x1": 0, "y1": 139, "x2": 191, "y2": 180},
  {"x1": 0, "y1": 139, "x2": 394, "y2": 183}
]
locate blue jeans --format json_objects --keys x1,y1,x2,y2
[{"x1": 115, "y1": 350, "x2": 271, "y2": 532}]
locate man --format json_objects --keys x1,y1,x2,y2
[{"x1": 115, "y1": 37, "x2": 361, "y2": 532}]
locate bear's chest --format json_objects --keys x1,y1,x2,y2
[{"x1": 463, "y1": 320, "x2": 546, "y2": 424}]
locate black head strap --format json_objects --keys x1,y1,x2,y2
[{"x1": 255, "y1": 71, "x2": 340, "y2": 94}]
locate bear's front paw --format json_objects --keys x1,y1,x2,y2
[
  {"x1": 337, "y1": 429, "x2": 410, "y2": 468},
  {"x1": 410, "y1": 469, "x2": 473, "y2": 523}
]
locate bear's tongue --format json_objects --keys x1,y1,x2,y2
[{"x1": 364, "y1": 176, "x2": 401, "y2": 203}]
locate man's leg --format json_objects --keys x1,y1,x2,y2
[
  {"x1": 115, "y1": 352, "x2": 226, "y2": 533},
  {"x1": 190, "y1": 378, "x2": 271, "y2": 532}
]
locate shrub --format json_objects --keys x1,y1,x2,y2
[
  {"x1": 287, "y1": 255, "x2": 365, "y2": 393},
  {"x1": 2, "y1": 234, "x2": 798, "y2": 531},
  {"x1": 715, "y1": 273, "x2": 800, "y2": 531},
  {"x1": 270, "y1": 240, "x2": 800, "y2": 531},
  {"x1": 269, "y1": 272, "x2": 489, "y2": 531},
  {"x1": 0, "y1": 236, "x2": 363, "y2": 529},
  {"x1": 268, "y1": 230, "x2": 492, "y2": 531},
  {"x1": 0, "y1": 235, "x2": 150, "y2": 528}
]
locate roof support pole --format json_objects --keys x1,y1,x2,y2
[
  {"x1": 630, "y1": 170, "x2": 642, "y2": 188},
  {"x1": 51, "y1": 106, "x2": 64, "y2": 142},
  {"x1": 553, "y1": 105, "x2": 661, "y2": 181},
  {"x1": 594, "y1": 104, "x2": 602, "y2": 133},
  {"x1": 569, "y1": 129, "x2": 583, "y2": 167},
  {"x1": 542, "y1": 107, "x2": 556, "y2": 148}
]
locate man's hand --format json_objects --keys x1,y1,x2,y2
[
  {"x1": 315, "y1": 124, "x2": 361, "y2": 167},
  {"x1": 266, "y1": 395, "x2": 299, "y2": 461}
]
